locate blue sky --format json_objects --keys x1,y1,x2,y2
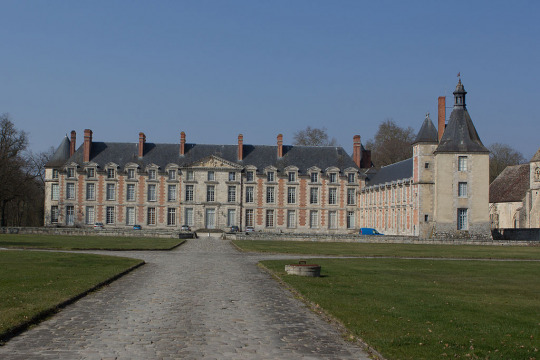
[{"x1": 1, "y1": 0, "x2": 539, "y2": 159}]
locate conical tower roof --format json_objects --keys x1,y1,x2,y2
[
  {"x1": 413, "y1": 113, "x2": 438, "y2": 144},
  {"x1": 46, "y1": 136, "x2": 71, "y2": 167},
  {"x1": 531, "y1": 148, "x2": 540, "y2": 162},
  {"x1": 435, "y1": 80, "x2": 489, "y2": 154}
]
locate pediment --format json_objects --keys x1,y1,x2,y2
[{"x1": 188, "y1": 155, "x2": 242, "y2": 170}]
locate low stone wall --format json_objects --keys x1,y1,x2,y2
[
  {"x1": 492, "y1": 228, "x2": 540, "y2": 241},
  {"x1": 0, "y1": 227, "x2": 196, "y2": 239},
  {"x1": 226, "y1": 232, "x2": 536, "y2": 246}
]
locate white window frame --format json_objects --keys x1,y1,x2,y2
[
  {"x1": 458, "y1": 156, "x2": 468, "y2": 171},
  {"x1": 287, "y1": 187, "x2": 296, "y2": 204},
  {"x1": 86, "y1": 183, "x2": 95, "y2": 201},
  {"x1": 245, "y1": 209, "x2": 254, "y2": 227},
  {"x1": 266, "y1": 186, "x2": 275, "y2": 204},
  {"x1": 127, "y1": 168, "x2": 136, "y2": 179},
  {"x1": 457, "y1": 208, "x2": 468, "y2": 230},
  {"x1": 168, "y1": 169, "x2": 176, "y2": 180},
  {"x1": 347, "y1": 188, "x2": 356, "y2": 205},
  {"x1": 107, "y1": 168, "x2": 115, "y2": 179},
  {"x1": 458, "y1": 182, "x2": 468, "y2": 198},
  {"x1": 66, "y1": 183, "x2": 75, "y2": 200},
  {"x1": 310, "y1": 187, "x2": 319, "y2": 204},
  {"x1": 287, "y1": 210, "x2": 296, "y2": 228},
  {"x1": 245, "y1": 186, "x2": 254, "y2": 203},
  {"x1": 267, "y1": 171, "x2": 275, "y2": 182},
  {"x1": 328, "y1": 188, "x2": 337, "y2": 205},
  {"x1": 228, "y1": 172, "x2": 236, "y2": 181},
  {"x1": 347, "y1": 211, "x2": 355, "y2": 229},
  {"x1": 310, "y1": 172, "x2": 318, "y2": 183},
  {"x1": 168, "y1": 184, "x2": 177, "y2": 202},
  {"x1": 185, "y1": 185, "x2": 194, "y2": 202},
  {"x1": 265, "y1": 209, "x2": 274, "y2": 228},
  {"x1": 167, "y1": 208, "x2": 176, "y2": 226},
  {"x1": 148, "y1": 169, "x2": 157, "y2": 180},
  {"x1": 51, "y1": 183, "x2": 59, "y2": 200},
  {"x1": 147, "y1": 207, "x2": 156, "y2": 225},
  {"x1": 207, "y1": 171, "x2": 215, "y2": 181},
  {"x1": 126, "y1": 207, "x2": 135, "y2": 226},
  {"x1": 310, "y1": 210, "x2": 318, "y2": 229},
  {"x1": 185, "y1": 208, "x2": 194, "y2": 226},
  {"x1": 85, "y1": 206, "x2": 95, "y2": 225},
  {"x1": 127, "y1": 184, "x2": 136, "y2": 201},
  {"x1": 228, "y1": 186, "x2": 236, "y2": 203},
  {"x1": 50, "y1": 206, "x2": 59, "y2": 223},
  {"x1": 207, "y1": 185, "x2": 215, "y2": 202},
  {"x1": 147, "y1": 184, "x2": 157, "y2": 202},
  {"x1": 106, "y1": 183, "x2": 116, "y2": 201},
  {"x1": 106, "y1": 206, "x2": 115, "y2": 225}
]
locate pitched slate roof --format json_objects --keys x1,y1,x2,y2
[
  {"x1": 413, "y1": 115, "x2": 438, "y2": 144},
  {"x1": 62, "y1": 141, "x2": 360, "y2": 175},
  {"x1": 489, "y1": 163, "x2": 530, "y2": 203},
  {"x1": 45, "y1": 136, "x2": 71, "y2": 167},
  {"x1": 365, "y1": 158, "x2": 413, "y2": 187},
  {"x1": 531, "y1": 148, "x2": 540, "y2": 162}
]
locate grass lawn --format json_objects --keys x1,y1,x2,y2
[
  {"x1": 0, "y1": 234, "x2": 184, "y2": 250},
  {"x1": 262, "y1": 258, "x2": 540, "y2": 359},
  {"x1": 234, "y1": 240, "x2": 540, "y2": 260},
  {"x1": 0, "y1": 251, "x2": 143, "y2": 341}
]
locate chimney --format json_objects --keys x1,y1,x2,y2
[
  {"x1": 362, "y1": 149, "x2": 372, "y2": 169},
  {"x1": 238, "y1": 134, "x2": 243, "y2": 161},
  {"x1": 438, "y1": 96, "x2": 446, "y2": 141},
  {"x1": 70, "y1": 130, "x2": 76, "y2": 157},
  {"x1": 353, "y1": 135, "x2": 361, "y2": 168},
  {"x1": 83, "y1": 129, "x2": 92, "y2": 162},
  {"x1": 138, "y1": 132, "x2": 146, "y2": 158},
  {"x1": 277, "y1": 134, "x2": 283, "y2": 158},
  {"x1": 180, "y1": 131, "x2": 186, "y2": 156}
]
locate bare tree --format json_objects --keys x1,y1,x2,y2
[
  {"x1": 365, "y1": 119, "x2": 415, "y2": 168},
  {"x1": 293, "y1": 126, "x2": 338, "y2": 146},
  {"x1": 489, "y1": 143, "x2": 526, "y2": 183}
]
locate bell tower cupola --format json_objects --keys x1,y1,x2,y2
[{"x1": 453, "y1": 78, "x2": 466, "y2": 108}]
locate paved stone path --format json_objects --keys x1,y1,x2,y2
[{"x1": 0, "y1": 237, "x2": 371, "y2": 359}]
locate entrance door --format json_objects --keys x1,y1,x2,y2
[{"x1": 205, "y1": 208, "x2": 215, "y2": 229}]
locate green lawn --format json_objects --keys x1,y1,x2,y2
[
  {"x1": 234, "y1": 240, "x2": 540, "y2": 259},
  {"x1": 261, "y1": 258, "x2": 540, "y2": 360},
  {"x1": 0, "y1": 234, "x2": 184, "y2": 250},
  {"x1": 0, "y1": 251, "x2": 143, "y2": 341}
]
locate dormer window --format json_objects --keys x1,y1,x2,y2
[
  {"x1": 207, "y1": 171, "x2": 215, "y2": 181},
  {"x1": 229, "y1": 172, "x2": 236, "y2": 181},
  {"x1": 288, "y1": 172, "x2": 296, "y2": 182},
  {"x1": 107, "y1": 168, "x2": 115, "y2": 179},
  {"x1": 186, "y1": 170, "x2": 194, "y2": 181},
  {"x1": 168, "y1": 169, "x2": 176, "y2": 180},
  {"x1": 267, "y1": 171, "x2": 275, "y2": 182},
  {"x1": 87, "y1": 168, "x2": 95, "y2": 179},
  {"x1": 67, "y1": 168, "x2": 75, "y2": 178},
  {"x1": 310, "y1": 173, "x2": 318, "y2": 183},
  {"x1": 148, "y1": 169, "x2": 156, "y2": 180},
  {"x1": 52, "y1": 169, "x2": 59, "y2": 179},
  {"x1": 127, "y1": 168, "x2": 136, "y2": 179},
  {"x1": 347, "y1": 173, "x2": 355, "y2": 183},
  {"x1": 246, "y1": 171, "x2": 254, "y2": 182},
  {"x1": 329, "y1": 173, "x2": 337, "y2": 183}
]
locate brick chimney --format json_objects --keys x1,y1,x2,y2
[
  {"x1": 238, "y1": 134, "x2": 243, "y2": 161},
  {"x1": 438, "y1": 96, "x2": 446, "y2": 141},
  {"x1": 70, "y1": 130, "x2": 76, "y2": 157},
  {"x1": 277, "y1": 134, "x2": 283, "y2": 158},
  {"x1": 353, "y1": 135, "x2": 361, "y2": 168},
  {"x1": 83, "y1": 129, "x2": 92, "y2": 162},
  {"x1": 180, "y1": 131, "x2": 186, "y2": 156},
  {"x1": 138, "y1": 132, "x2": 146, "y2": 158}
]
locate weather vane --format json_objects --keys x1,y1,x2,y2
[{"x1": 457, "y1": 72, "x2": 461, "y2": 79}]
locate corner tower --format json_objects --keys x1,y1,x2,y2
[{"x1": 433, "y1": 80, "x2": 491, "y2": 239}]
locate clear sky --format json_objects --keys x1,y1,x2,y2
[{"x1": 1, "y1": 0, "x2": 538, "y2": 159}]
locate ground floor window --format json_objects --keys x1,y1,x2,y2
[
  {"x1": 227, "y1": 209, "x2": 236, "y2": 227},
  {"x1": 147, "y1": 207, "x2": 156, "y2": 226},
  {"x1": 347, "y1": 211, "x2": 355, "y2": 229},
  {"x1": 328, "y1": 211, "x2": 337, "y2": 229},
  {"x1": 245, "y1": 209, "x2": 254, "y2": 227},
  {"x1": 167, "y1": 208, "x2": 176, "y2": 226},
  {"x1": 457, "y1": 208, "x2": 468, "y2": 230},
  {"x1": 266, "y1": 209, "x2": 274, "y2": 227},
  {"x1": 66, "y1": 206, "x2": 74, "y2": 225},
  {"x1": 126, "y1": 207, "x2": 135, "y2": 225},
  {"x1": 184, "y1": 208, "x2": 193, "y2": 226},
  {"x1": 86, "y1": 206, "x2": 94, "y2": 225},
  {"x1": 310, "y1": 210, "x2": 318, "y2": 228},
  {"x1": 287, "y1": 210, "x2": 296, "y2": 228},
  {"x1": 106, "y1": 206, "x2": 115, "y2": 225},
  {"x1": 51, "y1": 206, "x2": 59, "y2": 224}
]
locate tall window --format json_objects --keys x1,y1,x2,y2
[
  {"x1": 310, "y1": 172, "x2": 318, "y2": 183},
  {"x1": 51, "y1": 183, "x2": 59, "y2": 200},
  {"x1": 228, "y1": 186, "x2": 236, "y2": 203},
  {"x1": 245, "y1": 209, "x2": 254, "y2": 227},
  {"x1": 107, "y1": 168, "x2": 115, "y2": 179},
  {"x1": 184, "y1": 208, "x2": 194, "y2": 226},
  {"x1": 66, "y1": 183, "x2": 75, "y2": 200},
  {"x1": 50, "y1": 206, "x2": 59, "y2": 223},
  {"x1": 207, "y1": 171, "x2": 215, "y2": 181},
  {"x1": 328, "y1": 211, "x2": 337, "y2": 229},
  {"x1": 328, "y1": 188, "x2": 337, "y2": 205},
  {"x1": 86, "y1": 206, "x2": 95, "y2": 225},
  {"x1": 106, "y1": 206, "x2": 115, "y2": 225},
  {"x1": 127, "y1": 184, "x2": 136, "y2": 201},
  {"x1": 185, "y1": 185, "x2": 194, "y2": 202},
  {"x1": 287, "y1": 187, "x2": 296, "y2": 204},
  {"x1": 168, "y1": 169, "x2": 176, "y2": 180},
  {"x1": 167, "y1": 208, "x2": 176, "y2": 226},
  {"x1": 246, "y1": 171, "x2": 254, "y2": 182},
  {"x1": 106, "y1": 183, "x2": 115, "y2": 201},
  {"x1": 266, "y1": 187, "x2": 275, "y2": 203},
  {"x1": 147, "y1": 184, "x2": 156, "y2": 201},
  {"x1": 66, "y1": 206, "x2": 75, "y2": 225},
  {"x1": 310, "y1": 187, "x2": 318, "y2": 204},
  {"x1": 148, "y1": 169, "x2": 156, "y2": 180},
  {"x1": 87, "y1": 168, "x2": 95, "y2": 178},
  {"x1": 86, "y1": 183, "x2": 95, "y2": 200},
  {"x1": 458, "y1": 156, "x2": 468, "y2": 171},
  {"x1": 52, "y1": 169, "x2": 59, "y2": 179},
  {"x1": 267, "y1": 171, "x2": 275, "y2": 182},
  {"x1": 207, "y1": 185, "x2": 215, "y2": 202},
  {"x1": 126, "y1": 207, "x2": 135, "y2": 225},
  {"x1": 245, "y1": 186, "x2": 254, "y2": 203},
  {"x1": 347, "y1": 211, "x2": 355, "y2": 229},
  {"x1": 168, "y1": 185, "x2": 177, "y2": 201},
  {"x1": 266, "y1": 210, "x2": 274, "y2": 227},
  {"x1": 127, "y1": 168, "x2": 135, "y2": 179},
  {"x1": 310, "y1": 210, "x2": 318, "y2": 228},
  {"x1": 186, "y1": 170, "x2": 194, "y2": 181},
  {"x1": 288, "y1": 172, "x2": 296, "y2": 182},
  {"x1": 347, "y1": 173, "x2": 355, "y2": 183},
  {"x1": 228, "y1": 172, "x2": 236, "y2": 181},
  {"x1": 147, "y1": 207, "x2": 156, "y2": 225},
  {"x1": 458, "y1": 182, "x2": 468, "y2": 197},
  {"x1": 227, "y1": 209, "x2": 236, "y2": 227},
  {"x1": 287, "y1": 210, "x2": 296, "y2": 228},
  {"x1": 347, "y1": 188, "x2": 356, "y2": 205},
  {"x1": 329, "y1": 173, "x2": 337, "y2": 183},
  {"x1": 457, "y1": 208, "x2": 468, "y2": 230}
]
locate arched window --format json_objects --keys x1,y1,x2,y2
[{"x1": 535, "y1": 167, "x2": 540, "y2": 181}]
